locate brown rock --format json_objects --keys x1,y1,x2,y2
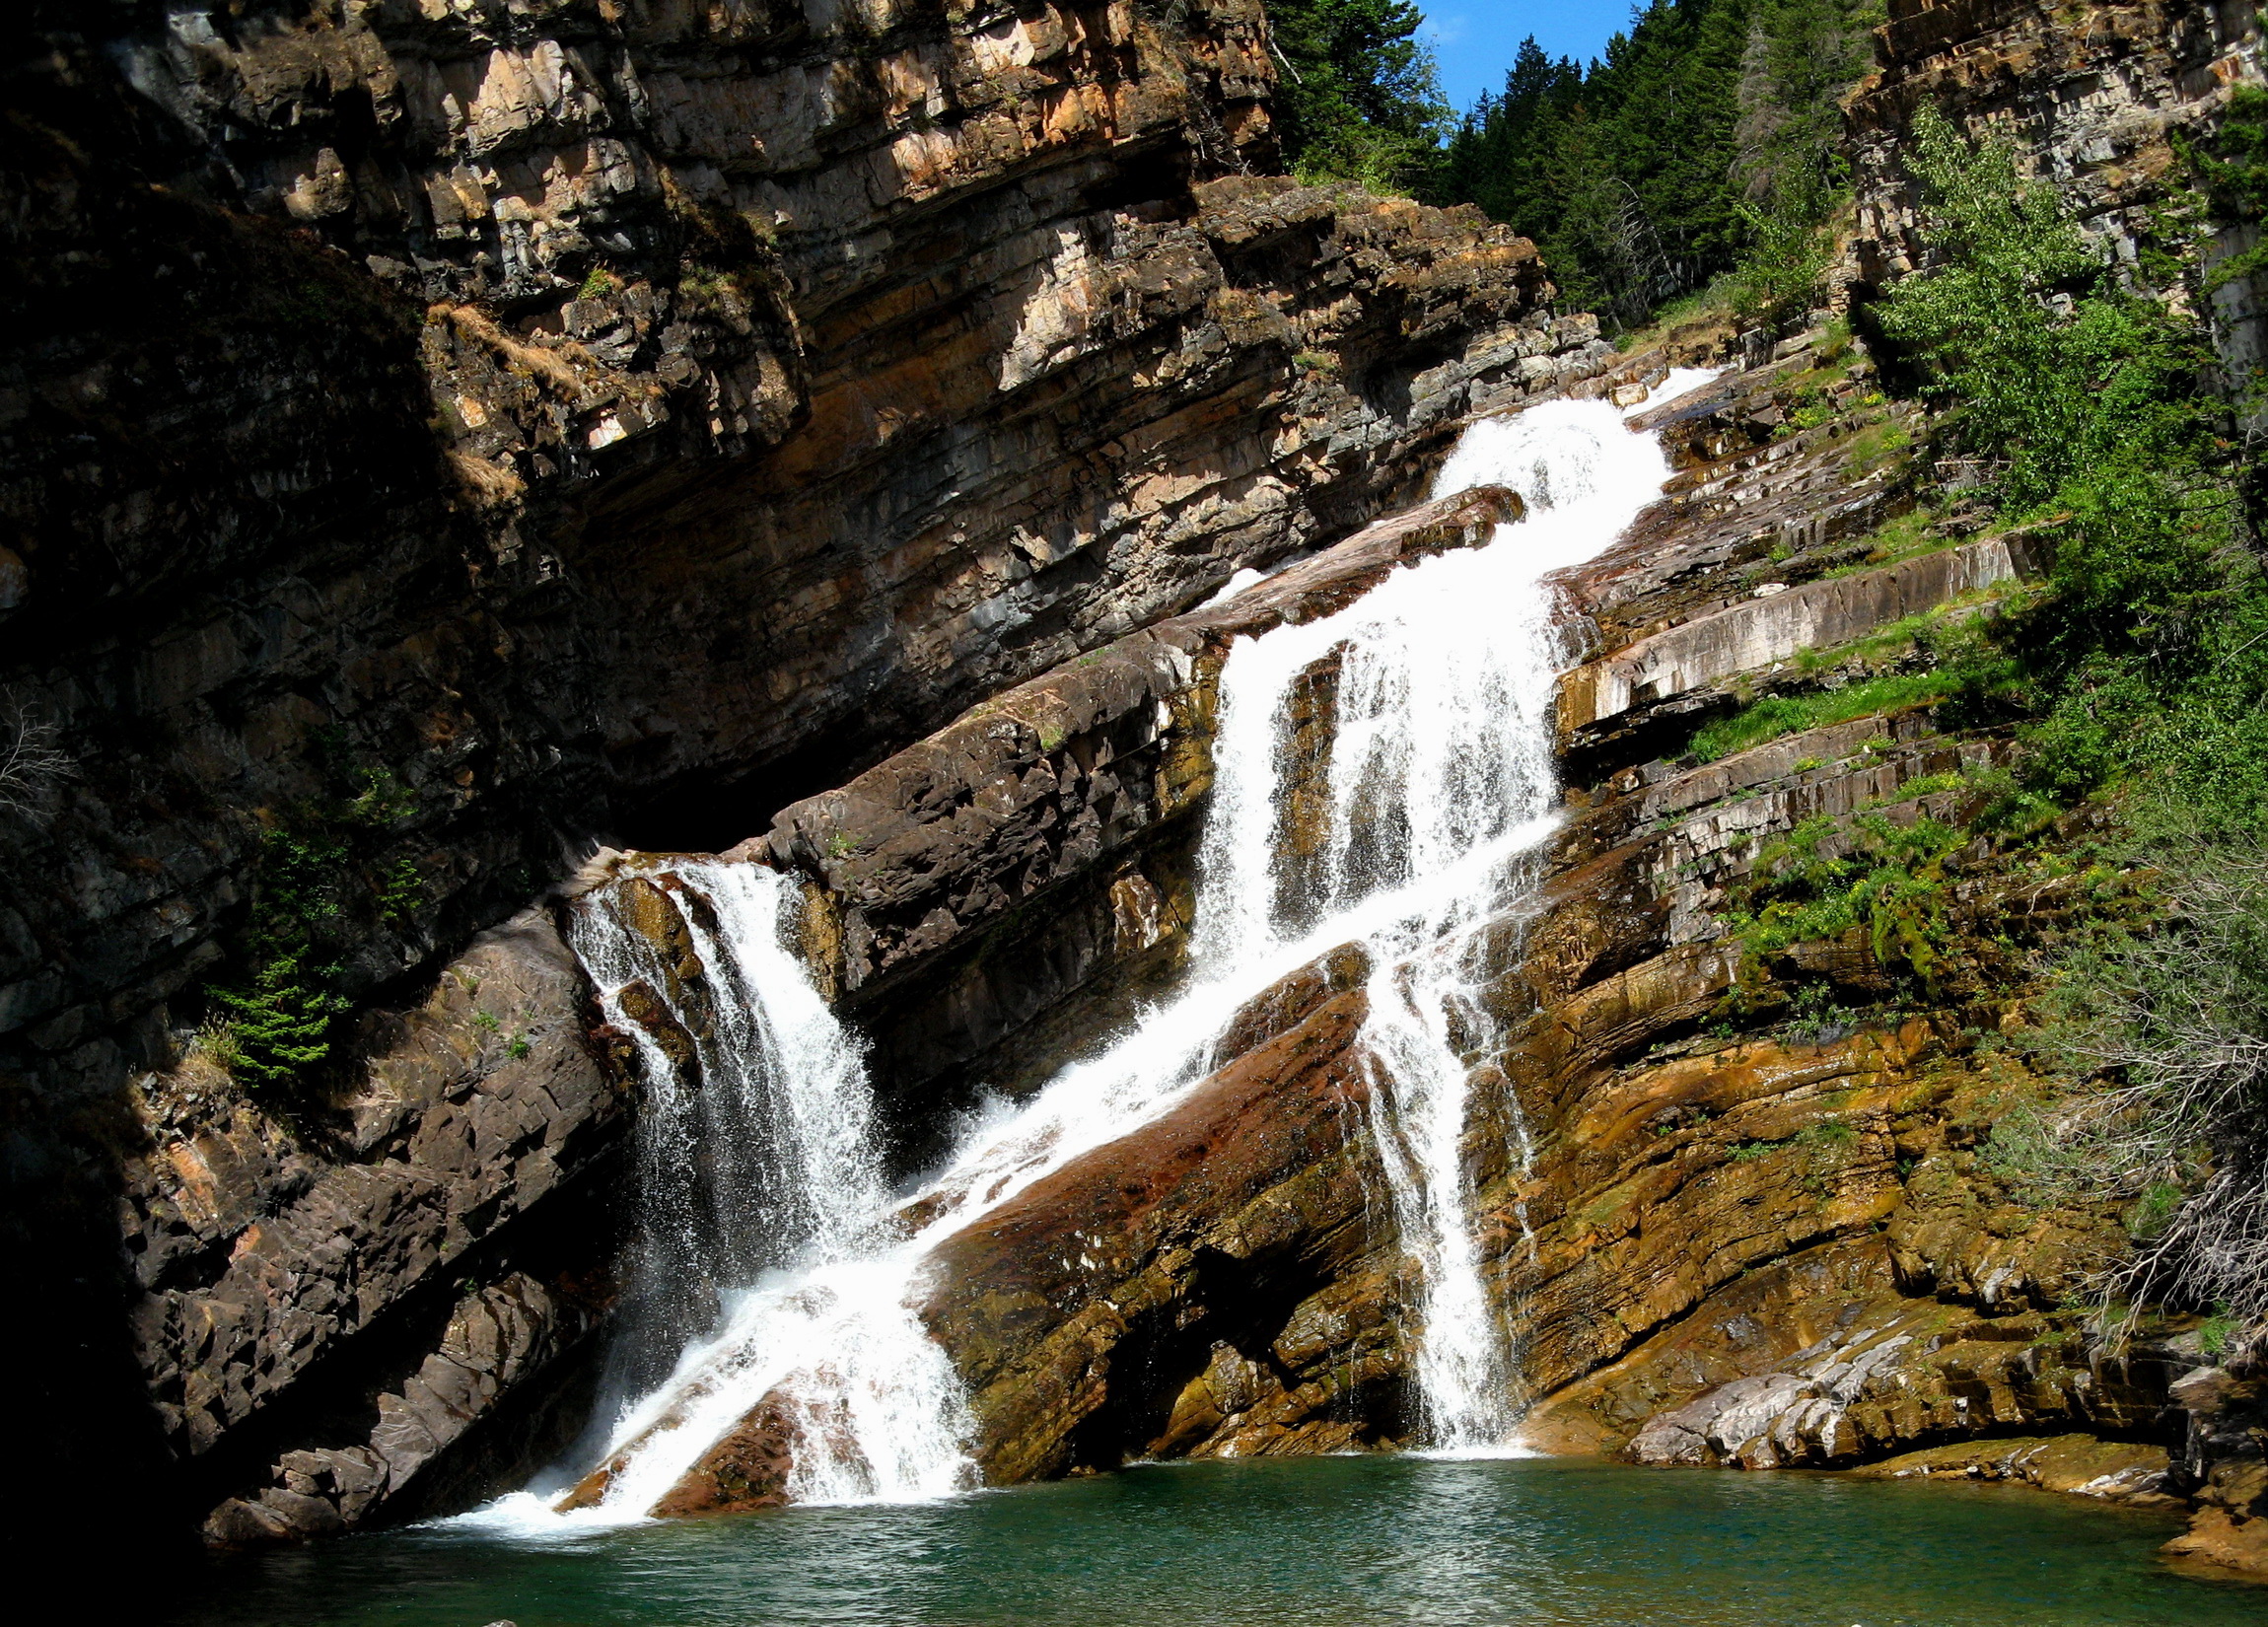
[{"x1": 649, "y1": 1400, "x2": 796, "y2": 1520}]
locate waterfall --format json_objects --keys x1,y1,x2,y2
[
  {"x1": 472, "y1": 371, "x2": 1710, "y2": 1530},
  {"x1": 1187, "y1": 378, "x2": 1715, "y2": 1449},
  {"x1": 562, "y1": 863, "x2": 888, "y2": 1401}
]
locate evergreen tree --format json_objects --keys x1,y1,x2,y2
[
  {"x1": 1432, "y1": 0, "x2": 1884, "y2": 330},
  {"x1": 1267, "y1": 0, "x2": 1450, "y2": 189}
]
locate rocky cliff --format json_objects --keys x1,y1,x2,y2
[
  {"x1": 10, "y1": 0, "x2": 2266, "y2": 1588},
  {"x1": 0, "y1": 0, "x2": 1601, "y2": 1558},
  {"x1": 1846, "y1": 0, "x2": 2265, "y2": 373}
]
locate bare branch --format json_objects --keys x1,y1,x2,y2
[{"x1": 0, "y1": 701, "x2": 75, "y2": 819}]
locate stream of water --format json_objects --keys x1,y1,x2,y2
[{"x1": 473, "y1": 370, "x2": 1715, "y2": 1529}]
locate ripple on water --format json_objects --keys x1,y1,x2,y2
[{"x1": 168, "y1": 1454, "x2": 2261, "y2": 1627}]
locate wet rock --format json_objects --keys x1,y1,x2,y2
[
  {"x1": 1854, "y1": 1435, "x2": 2177, "y2": 1507},
  {"x1": 648, "y1": 1401, "x2": 795, "y2": 1520},
  {"x1": 2163, "y1": 1363, "x2": 2268, "y2": 1578},
  {"x1": 913, "y1": 975, "x2": 1386, "y2": 1482},
  {"x1": 752, "y1": 488, "x2": 1516, "y2": 1115},
  {"x1": 1557, "y1": 533, "x2": 2042, "y2": 743}
]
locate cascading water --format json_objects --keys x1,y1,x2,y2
[
  {"x1": 1193, "y1": 375, "x2": 1717, "y2": 1450},
  {"x1": 474, "y1": 370, "x2": 1711, "y2": 1530},
  {"x1": 563, "y1": 863, "x2": 888, "y2": 1401}
]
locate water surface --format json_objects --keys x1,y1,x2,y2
[{"x1": 173, "y1": 1453, "x2": 2258, "y2": 1627}]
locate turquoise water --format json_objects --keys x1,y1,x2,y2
[{"x1": 171, "y1": 1454, "x2": 2260, "y2": 1627}]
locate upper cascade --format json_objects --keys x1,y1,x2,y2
[{"x1": 483, "y1": 372, "x2": 1714, "y2": 1526}]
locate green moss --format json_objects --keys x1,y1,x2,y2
[
  {"x1": 2200, "y1": 1305, "x2": 2238, "y2": 1357},
  {"x1": 1839, "y1": 416, "x2": 1913, "y2": 480},
  {"x1": 1729, "y1": 811, "x2": 1966, "y2": 989},
  {"x1": 1798, "y1": 1116, "x2": 1858, "y2": 1151}
]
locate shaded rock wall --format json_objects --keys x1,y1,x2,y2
[{"x1": 123, "y1": 912, "x2": 626, "y2": 1543}]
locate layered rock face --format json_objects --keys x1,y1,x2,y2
[
  {"x1": 17, "y1": 0, "x2": 2267, "y2": 1583},
  {"x1": 1845, "y1": 0, "x2": 2266, "y2": 367},
  {"x1": 756, "y1": 483, "x2": 1519, "y2": 1134},
  {"x1": 1, "y1": 0, "x2": 1600, "y2": 1555}
]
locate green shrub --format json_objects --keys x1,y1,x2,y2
[
  {"x1": 1731, "y1": 812, "x2": 1965, "y2": 987},
  {"x1": 1728, "y1": 181, "x2": 1839, "y2": 327},
  {"x1": 205, "y1": 767, "x2": 420, "y2": 1089}
]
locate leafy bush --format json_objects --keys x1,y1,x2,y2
[
  {"x1": 1878, "y1": 105, "x2": 2243, "y2": 699},
  {"x1": 1728, "y1": 184, "x2": 1838, "y2": 326},
  {"x1": 2017, "y1": 834, "x2": 2268, "y2": 1329},
  {"x1": 1732, "y1": 812, "x2": 1965, "y2": 987}
]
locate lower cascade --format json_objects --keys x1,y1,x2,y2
[{"x1": 474, "y1": 373, "x2": 1713, "y2": 1528}]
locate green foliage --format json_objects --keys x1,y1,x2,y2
[
  {"x1": 2183, "y1": 84, "x2": 2268, "y2": 301},
  {"x1": 1798, "y1": 1115, "x2": 1857, "y2": 1149},
  {"x1": 211, "y1": 944, "x2": 351, "y2": 1087},
  {"x1": 2201, "y1": 1305, "x2": 2238, "y2": 1358},
  {"x1": 1878, "y1": 106, "x2": 2239, "y2": 671},
  {"x1": 1731, "y1": 812, "x2": 1965, "y2": 987},
  {"x1": 2128, "y1": 1180, "x2": 2183, "y2": 1241},
  {"x1": 1728, "y1": 185, "x2": 1838, "y2": 326},
  {"x1": 1687, "y1": 672, "x2": 1959, "y2": 762},
  {"x1": 507, "y1": 1033, "x2": 532, "y2": 1060},
  {"x1": 204, "y1": 767, "x2": 421, "y2": 1090},
  {"x1": 1784, "y1": 980, "x2": 1860, "y2": 1042},
  {"x1": 1268, "y1": 0, "x2": 1449, "y2": 191},
  {"x1": 1434, "y1": 0, "x2": 1878, "y2": 329},
  {"x1": 189, "y1": 1019, "x2": 245, "y2": 1075},
  {"x1": 2016, "y1": 831, "x2": 2268, "y2": 1324},
  {"x1": 1861, "y1": 106, "x2": 2263, "y2": 849}
]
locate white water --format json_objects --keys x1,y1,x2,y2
[{"x1": 470, "y1": 370, "x2": 1711, "y2": 1531}]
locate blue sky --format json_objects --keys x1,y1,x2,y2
[{"x1": 1421, "y1": 2, "x2": 1635, "y2": 114}]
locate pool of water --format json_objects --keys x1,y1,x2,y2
[{"x1": 169, "y1": 1454, "x2": 2259, "y2": 1627}]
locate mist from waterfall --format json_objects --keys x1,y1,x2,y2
[{"x1": 468, "y1": 371, "x2": 1710, "y2": 1531}]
